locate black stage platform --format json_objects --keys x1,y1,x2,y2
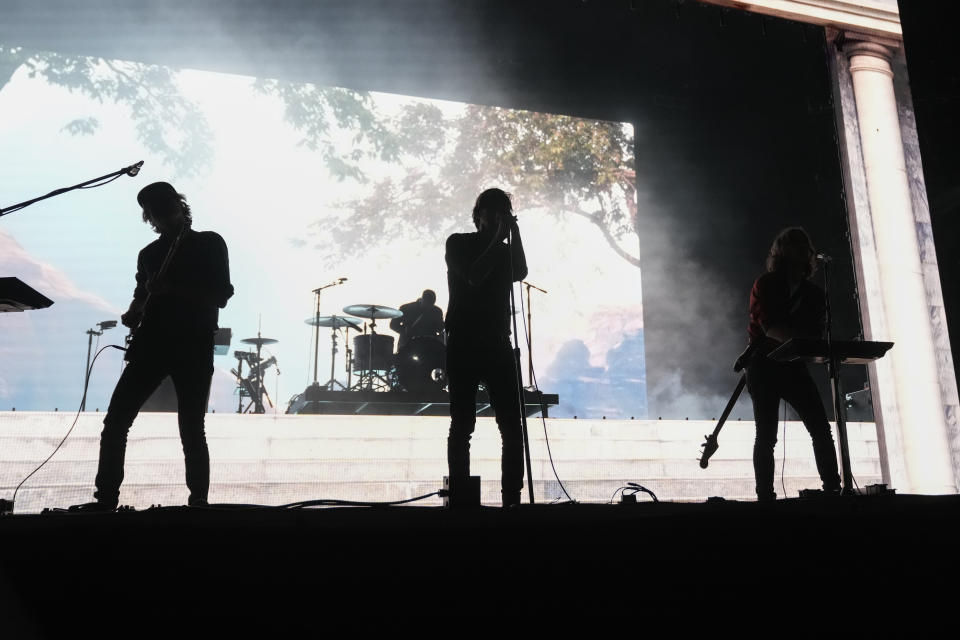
[
  {"x1": 2, "y1": 495, "x2": 959, "y2": 633},
  {"x1": 286, "y1": 384, "x2": 559, "y2": 417}
]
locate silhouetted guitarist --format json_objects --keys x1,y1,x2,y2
[
  {"x1": 81, "y1": 182, "x2": 233, "y2": 510},
  {"x1": 746, "y1": 227, "x2": 840, "y2": 501}
]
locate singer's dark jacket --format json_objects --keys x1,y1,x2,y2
[
  {"x1": 747, "y1": 270, "x2": 825, "y2": 350},
  {"x1": 132, "y1": 229, "x2": 233, "y2": 350},
  {"x1": 445, "y1": 232, "x2": 523, "y2": 342}
]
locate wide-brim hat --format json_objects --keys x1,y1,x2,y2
[{"x1": 137, "y1": 181, "x2": 178, "y2": 207}]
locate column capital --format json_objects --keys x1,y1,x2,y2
[{"x1": 838, "y1": 30, "x2": 899, "y2": 62}]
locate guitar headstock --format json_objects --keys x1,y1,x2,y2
[{"x1": 699, "y1": 434, "x2": 718, "y2": 469}]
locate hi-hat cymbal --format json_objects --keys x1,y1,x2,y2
[
  {"x1": 342, "y1": 304, "x2": 403, "y2": 320},
  {"x1": 241, "y1": 337, "x2": 278, "y2": 346},
  {"x1": 304, "y1": 314, "x2": 362, "y2": 329}
]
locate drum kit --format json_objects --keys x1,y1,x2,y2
[
  {"x1": 308, "y1": 302, "x2": 447, "y2": 393},
  {"x1": 234, "y1": 286, "x2": 449, "y2": 413}
]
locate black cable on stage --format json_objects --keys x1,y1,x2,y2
[
  {"x1": 625, "y1": 482, "x2": 658, "y2": 502},
  {"x1": 279, "y1": 491, "x2": 442, "y2": 509},
  {"x1": 11, "y1": 344, "x2": 126, "y2": 508},
  {"x1": 517, "y1": 281, "x2": 576, "y2": 503}
]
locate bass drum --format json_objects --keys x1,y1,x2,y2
[
  {"x1": 352, "y1": 334, "x2": 395, "y2": 372},
  {"x1": 396, "y1": 337, "x2": 447, "y2": 392}
]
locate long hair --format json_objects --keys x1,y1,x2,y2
[
  {"x1": 765, "y1": 226, "x2": 817, "y2": 278},
  {"x1": 472, "y1": 188, "x2": 512, "y2": 230},
  {"x1": 142, "y1": 193, "x2": 193, "y2": 233}
]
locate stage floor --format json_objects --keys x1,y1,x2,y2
[
  {"x1": 0, "y1": 411, "x2": 885, "y2": 511},
  {"x1": 1, "y1": 495, "x2": 959, "y2": 632}
]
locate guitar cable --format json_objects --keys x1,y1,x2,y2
[{"x1": 11, "y1": 344, "x2": 126, "y2": 511}]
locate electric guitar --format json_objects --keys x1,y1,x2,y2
[
  {"x1": 124, "y1": 224, "x2": 189, "y2": 361},
  {"x1": 699, "y1": 342, "x2": 759, "y2": 468}
]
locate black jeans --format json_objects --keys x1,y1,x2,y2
[
  {"x1": 94, "y1": 335, "x2": 213, "y2": 506},
  {"x1": 746, "y1": 355, "x2": 841, "y2": 499},
  {"x1": 446, "y1": 335, "x2": 524, "y2": 497}
]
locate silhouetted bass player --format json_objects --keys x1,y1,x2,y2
[
  {"x1": 745, "y1": 227, "x2": 841, "y2": 501},
  {"x1": 81, "y1": 182, "x2": 233, "y2": 510},
  {"x1": 445, "y1": 188, "x2": 527, "y2": 507}
]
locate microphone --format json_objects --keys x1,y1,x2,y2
[
  {"x1": 125, "y1": 161, "x2": 144, "y2": 177},
  {"x1": 816, "y1": 253, "x2": 833, "y2": 263},
  {"x1": 338, "y1": 277, "x2": 347, "y2": 283}
]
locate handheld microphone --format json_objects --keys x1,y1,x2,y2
[
  {"x1": 125, "y1": 161, "x2": 144, "y2": 177},
  {"x1": 816, "y1": 253, "x2": 833, "y2": 263},
  {"x1": 338, "y1": 277, "x2": 347, "y2": 283}
]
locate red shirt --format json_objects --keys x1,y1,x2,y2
[{"x1": 748, "y1": 271, "x2": 825, "y2": 345}]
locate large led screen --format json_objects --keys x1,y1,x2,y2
[{"x1": 0, "y1": 44, "x2": 645, "y2": 419}]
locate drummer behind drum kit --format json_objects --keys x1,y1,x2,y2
[
  {"x1": 235, "y1": 286, "x2": 449, "y2": 414},
  {"x1": 309, "y1": 302, "x2": 447, "y2": 393}
]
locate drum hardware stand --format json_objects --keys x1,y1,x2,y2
[
  {"x1": 81, "y1": 320, "x2": 117, "y2": 410},
  {"x1": 234, "y1": 331, "x2": 279, "y2": 414},
  {"x1": 367, "y1": 317, "x2": 378, "y2": 390},
  {"x1": 320, "y1": 316, "x2": 359, "y2": 391},
  {"x1": 508, "y1": 229, "x2": 536, "y2": 505},
  {"x1": 310, "y1": 278, "x2": 347, "y2": 388},
  {"x1": 233, "y1": 351, "x2": 247, "y2": 414},
  {"x1": 522, "y1": 281, "x2": 547, "y2": 390},
  {"x1": 233, "y1": 351, "x2": 277, "y2": 414},
  {"x1": 345, "y1": 325, "x2": 354, "y2": 390},
  {"x1": 326, "y1": 326, "x2": 345, "y2": 390},
  {"x1": 350, "y1": 319, "x2": 393, "y2": 392}
]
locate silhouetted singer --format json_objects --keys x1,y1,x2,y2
[
  {"x1": 744, "y1": 227, "x2": 841, "y2": 501},
  {"x1": 445, "y1": 188, "x2": 528, "y2": 507},
  {"x1": 390, "y1": 289, "x2": 444, "y2": 349},
  {"x1": 82, "y1": 182, "x2": 233, "y2": 510}
]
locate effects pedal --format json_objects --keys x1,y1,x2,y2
[{"x1": 443, "y1": 475, "x2": 481, "y2": 508}]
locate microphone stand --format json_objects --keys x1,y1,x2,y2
[
  {"x1": 310, "y1": 279, "x2": 346, "y2": 388},
  {"x1": 822, "y1": 258, "x2": 855, "y2": 494},
  {"x1": 522, "y1": 281, "x2": 547, "y2": 389},
  {"x1": 508, "y1": 228, "x2": 535, "y2": 505},
  {"x1": 0, "y1": 161, "x2": 144, "y2": 217},
  {"x1": 81, "y1": 321, "x2": 117, "y2": 411}
]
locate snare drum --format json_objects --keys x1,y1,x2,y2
[
  {"x1": 396, "y1": 336, "x2": 447, "y2": 392},
  {"x1": 352, "y1": 334, "x2": 395, "y2": 372}
]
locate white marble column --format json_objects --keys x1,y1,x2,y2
[{"x1": 845, "y1": 38, "x2": 955, "y2": 493}]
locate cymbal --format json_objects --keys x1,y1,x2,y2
[
  {"x1": 304, "y1": 314, "x2": 362, "y2": 329},
  {"x1": 342, "y1": 304, "x2": 403, "y2": 320},
  {"x1": 241, "y1": 337, "x2": 278, "y2": 346}
]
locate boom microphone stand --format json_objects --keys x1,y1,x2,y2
[
  {"x1": 1, "y1": 161, "x2": 144, "y2": 217},
  {"x1": 508, "y1": 225, "x2": 536, "y2": 504},
  {"x1": 522, "y1": 281, "x2": 547, "y2": 389},
  {"x1": 310, "y1": 278, "x2": 347, "y2": 386}
]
